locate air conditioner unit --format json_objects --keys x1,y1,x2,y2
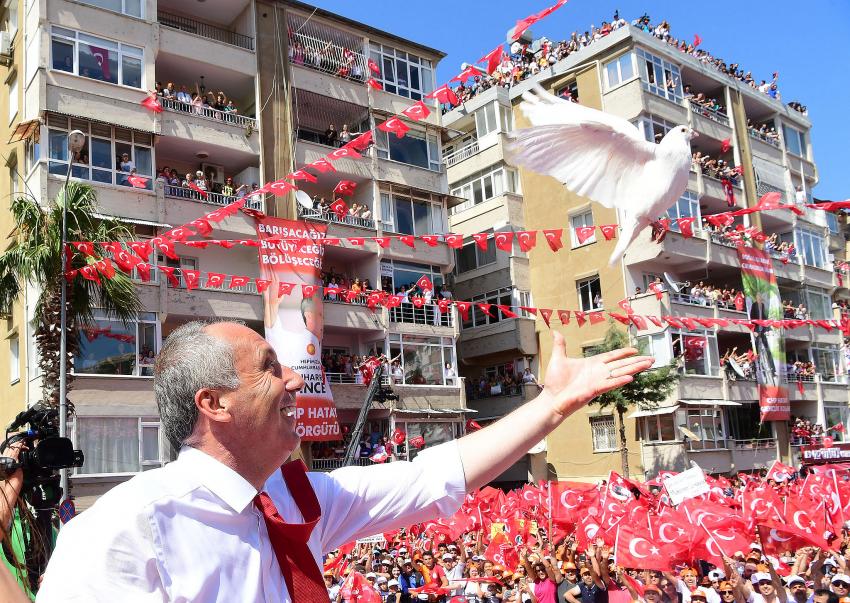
[{"x1": 0, "y1": 31, "x2": 11, "y2": 57}]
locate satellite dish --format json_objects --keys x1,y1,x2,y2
[
  {"x1": 663, "y1": 272, "x2": 682, "y2": 293},
  {"x1": 295, "y1": 190, "x2": 314, "y2": 210},
  {"x1": 679, "y1": 426, "x2": 701, "y2": 442},
  {"x1": 727, "y1": 357, "x2": 747, "y2": 380}
]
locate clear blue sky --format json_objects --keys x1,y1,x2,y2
[{"x1": 311, "y1": 0, "x2": 848, "y2": 201}]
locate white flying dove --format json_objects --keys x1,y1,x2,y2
[{"x1": 505, "y1": 85, "x2": 697, "y2": 265}]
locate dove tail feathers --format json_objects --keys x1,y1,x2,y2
[{"x1": 607, "y1": 222, "x2": 641, "y2": 267}]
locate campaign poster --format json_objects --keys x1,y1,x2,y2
[
  {"x1": 737, "y1": 247, "x2": 789, "y2": 421},
  {"x1": 256, "y1": 217, "x2": 340, "y2": 441}
]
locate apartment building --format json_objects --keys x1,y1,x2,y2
[
  {"x1": 0, "y1": 0, "x2": 464, "y2": 508},
  {"x1": 444, "y1": 22, "x2": 844, "y2": 482}
]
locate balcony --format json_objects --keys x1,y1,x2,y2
[
  {"x1": 458, "y1": 317, "x2": 538, "y2": 360},
  {"x1": 287, "y1": 16, "x2": 368, "y2": 83},
  {"x1": 297, "y1": 205, "x2": 376, "y2": 231},
  {"x1": 389, "y1": 303, "x2": 454, "y2": 328},
  {"x1": 749, "y1": 128, "x2": 781, "y2": 149},
  {"x1": 158, "y1": 11, "x2": 255, "y2": 51},
  {"x1": 159, "y1": 97, "x2": 257, "y2": 131},
  {"x1": 324, "y1": 298, "x2": 385, "y2": 333},
  {"x1": 164, "y1": 184, "x2": 262, "y2": 211},
  {"x1": 311, "y1": 458, "x2": 373, "y2": 472},
  {"x1": 688, "y1": 100, "x2": 730, "y2": 127},
  {"x1": 444, "y1": 141, "x2": 479, "y2": 167},
  {"x1": 467, "y1": 383, "x2": 538, "y2": 419}
]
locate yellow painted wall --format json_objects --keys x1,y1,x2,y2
[
  {"x1": 515, "y1": 65, "x2": 642, "y2": 481},
  {"x1": 0, "y1": 0, "x2": 29, "y2": 427}
]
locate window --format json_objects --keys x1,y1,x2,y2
[
  {"x1": 376, "y1": 127, "x2": 440, "y2": 171},
  {"x1": 636, "y1": 48, "x2": 682, "y2": 103},
  {"x1": 794, "y1": 227, "x2": 827, "y2": 268},
  {"x1": 825, "y1": 406, "x2": 849, "y2": 442},
  {"x1": 462, "y1": 287, "x2": 530, "y2": 329},
  {"x1": 9, "y1": 334, "x2": 19, "y2": 383},
  {"x1": 380, "y1": 260, "x2": 444, "y2": 294},
  {"x1": 577, "y1": 276, "x2": 603, "y2": 312},
  {"x1": 827, "y1": 212, "x2": 839, "y2": 235},
  {"x1": 555, "y1": 81, "x2": 579, "y2": 103},
  {"x1": 25, "y1": 135, "x2": 39, "y2": 173},
  {"x1": 635, "y1": 332, "x2": 673, "y2": 368},
  {"x1": 74, "y1": 310, "x2": 159, "y2": 376},
  {"x1": 812, "y1": 346, "x2": 841, "y2": 381},
  {"x1": 8, "y1": 159, "x2": 18, "y2": 198},
  {"x1": 670, "y1": 330, "x2": 718, "y2": 376},
  {"x1": 5, "y1": 0, "x2": 18, "y2": 39},
  {"x1": 804, "y1": 287, "x2": 831, "y2": 320},
  {"x1": 77, "y1": 0, "x2": 142, "y2": 18},
  {"x1": 388, "y1": 333, "x2": 456, "y2": 386},
  {"x1": 450, "y1": 164, "x2": 520, "y2": 213},
  {"x1": 50, "y1": 26, "x2": 143, "y2": 89},
  {"x1": 74, "y1": 416, "x2": 164, "y2": 475},
  {"x1": 782, "y1": 124, "x2": 806, "y2": 158},
  {"x1": 570, "y1": 210, "x2": 595, "y2": 247},
  {"x1": 680, "y1": 407, "x2": 726, "y2": 450},
  {"x1": 604, "y1": 52, "x2": 635, "y2": 88},
  {"x1": 665, "y1": 190, "x2": 701, "y2": 232},
  {"x1": 727, "y1": 403, "x2": 773, "y2": 441},
  {"x1": 394, "y1": 420, "x2": 460, "y2": 461},
  {"x1": 455, "y1": 235, "x2": 497, "y2": 274},
  {"x1": 7, "y1": 73, "x2": 17, "y2": 124},
  {"x1": 369, "y1": 43, "x2": 434, "y2": 100},
  {"x1": 381, "y1": 188, "x2": 444, "y2": 235},
  {"x1": 590, "y1": 416, "x2": 617, "y2": 451},
  {"x1": 474, "y1": 102, "x2": 512, "y2": 137},
  {"x1": 636, "y1": 114, "x2": 677, "y2": 143},
  {"x1": 640, "y1": 413, "x2": 676, "y2": 442},
  {"x1": 44, "y1": 113, "x2": 154, "y2": 189}
]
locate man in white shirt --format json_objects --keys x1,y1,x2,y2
[{"x1": 37, "y1": 320, "x2": 650, "y2": 602}]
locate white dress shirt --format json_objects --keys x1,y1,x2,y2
[{"x1": 37, "y1": 441, "x2": 466, "y2": 602}]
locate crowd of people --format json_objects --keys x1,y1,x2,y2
[
  {"x1": 720, "y1": 347, "x2": 756, "y2": 380},
  {"x1": 468, "y1": 368, "x2": 539, "y2": 400},
  {"x1": 765, "y1": 235, "x2": 798, "y2": 262},
  {"x1": 321, "y1": 267, "x2": 376, "y2": 303},
  {"x1": 155, "y1": 166, "x2": 259, "y2": 199},
  {"x1": 312, "y1": 196, "x2": 374, "y2": 222},
  {"x1": 323, "y1": 123, "x2": 369, "y2": 147},
  {"x1": 680, "y1": 282, "x2": 743, "y2": 310},
  {"x1": 152, "y1": 81, "x2": 240, "y2": 116},
  {"x1": 789, "y1": 360, "x2": 817, "y2": 380},
  {"x1": 790, "y1": 417, "x2": 825, "y2": 445},
  {"x1": 686, "y1": 89, "x2": 727, "y2": 118},
  {"x1": 289, "y1": 39, "x2": 367, "y2": 81},
  {"x1": 782, "y1": 301, "x2": 810, "y2": 320},
  {"x1": 746, "y1": 120, "x2": 781, "y2": 144},
  {"x1": 692, "y1": 153, "x2": 741, "y2": 184}
]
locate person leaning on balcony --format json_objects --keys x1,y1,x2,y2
[
  {"x1": 222, "y1": 177, "x2": 235, "y2": 197},
  {"x1": 325, "y1": 124, "x2": 339, "y2": 147},
  {"x1": 176, "y1": 85, "x2": 191, "y2": 104}
]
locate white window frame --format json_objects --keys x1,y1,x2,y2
[
  {"x1": 670, "y1": 329, "x2": 719, "y2": 377},
  {"x1": 8, "y1": 333, "x2": 19, "y2": 384},
  {"x1": 392, "y1": 418, "x2": 461, "y2": 461},
  {"x1": 794, "y1": 227, "x2": 827, "y2": 268},
  {"x1": 474, "y1": 102, "x2": 512, "y2": 138},
  {"x1": 73, "y1": 310, "x2": 160, "y2": 377},
  {"x1": 7, "y1": 72, "x2": 17, "y2": 124},
  {"x1": 680, "y1": 407, "x2": 726, "y2": 450},
  {"x1": 782, "y1": 124, "x2": 806, "y2": 158},
  {"x1": 4, "y1": 0, "x2": 18, "y2": 39},
  {"x1": 635, "y1": 47, "x2": 683, "y2": 103},
  {"x1": 77, "y1": 0, "x2": 143, "y2": 19},
  {"x1": 72, "y1": 416, "x2": 164, "y2": 477},
  {"x1": 462, "y1": 286, "x2": 530, "y2": 329},
  {"x1": 570, "y1": 210, "x2": 595, "y2": 247},
  {"x1": 387, "y1": 333, "x2": 456, "y2": 387},
  {"x1": 604, "y1": 51, "x2": 636, "y2": 89},
  {"x1": 825, "y1": 406, "x2": 849, "y2": 442},
  {"x1": 368, "y1": 42, "x2": 434, "y2": 101},
  {"x1": 577, "y1": 276, "x2": 603, "y2": 312},
  {"x1": 665, "y1": 190, "x2": 701, "y2": 232},
  {"x1": 450, "y1": 164, "x2": 520, "y2": 214},
  {"x1": 804, "y1": 286, "x2": 831, "y2": 320},
  {"x1": 381, "y1": 188, "x2": 445, "y2": 236},
  {"x1": 640, "y1": 413, "x2": 677, "y2": 443},
  {"x1": 455, "y1": 235, "x2": 496, "y2": 274},
  {"x1": 636, "y1": 114, "x2": 677, "y2": 143},
  {"x1": 49, "y1": 25, "x2": 144, "y2": 89},
  {"x1": 590, "y1": 415, "x2": 618, "y2": 452},
  {"x1": 375, "y1": 126, "x2": 441, "y2": 172},
  {"x1": 812, "y1": 345, "x2": 841, "y2": 382}
]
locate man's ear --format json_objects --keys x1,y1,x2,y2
[{"x1": 195, "y1": 388, "x2": 233, "y2": 423}]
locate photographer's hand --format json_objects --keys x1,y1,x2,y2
[{"x1": 0, "y1": 441, "x2": 26, "y2": 538}]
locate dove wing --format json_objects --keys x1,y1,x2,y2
[{"x1": 505, "y1": 86, "x2": 659, "y2": 210}]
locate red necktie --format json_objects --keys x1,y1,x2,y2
[{"x1": 254, "y1": 460, "x2": 327, "y2": 600}]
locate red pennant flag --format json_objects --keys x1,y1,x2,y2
[
  {"x1": 466, "y1": 419, "x2": 482, "y2": 432},
  {"x1": 444, "y1": 233, "x2": 463, "y2": 249},
  {"x1": 308, "y1": 157, "x2": 336, "y2": 173},
  {"x1": 206, "y1": 272, "x2": 225, "y2": 288},
  {"x1": 151, "y1": 237, "x2": 178, "y2": 260},
  {"x1": 187, "y1": 180, "x2": 208, "y2": 198},
  {"x1": 399, "y1": 235, "x2": 415, "y2": 248},
  {"x1": 378, "y1": 117, "x2": 410, "y2": 139},
  {"x1": 409, "y1": 435, "x2": 426, "y2": 449},
  {"x1": 618, "y1": 298, "x2": 634, "y2": 314},
  {"x1": 140, "y1": 94, "x2": 163, "y2": 113},
  {"x1": 478, "y1": 45, "x2": 504, "y2": 75},
  {"x1": 255, "y1": 278, "x2": 271, "y2": 293},
  {"x1": 494, "y1": 231, "x2": 514, "y2": 252},
  {"x1": 367, "y1": 77, "x2": 382, "y2": 91},
  {"x1": 287, "y1": 169, "x2": 317, "y2": 183},
  {"x1": 278, "y1": 282, "x2": 294, "y2": 298},
  {"x1": 182, "y1": 269, "x2": 200, "y2": 290},
  {"x1": 542, "y1": 229, "x2": 564, "y2": 251},
  {"x1": 94, "y1": 258, "x2": 115, "y2": 279},
  {"x1": 347, "y1": 237, "x2": 365, "y2": 246},
  {"x1": 557, "y1": 310, "x2": 571, "y2": 325},
  {"x1": 384, "y1": 294, "x2": 403, "y2": 308},
  {"x1": 450, "y1": 65, "x2": 483, "y2": 84},
  {"x1": 600, "y1": 224, "x2": 617, "y2": 240},
  {"x1": 734, "y1": 291, "x2": 745, "y2": 311},
  {"x1": 410, "y1": 296, "x2": 425, "y2": 308},
  {"x1": 477, "y1": 303, "x2": 493, "y2": 317},
  {"x1": 588, "y1": 312, "x2": 605, "y2": 325},
  {"x1": 373, "y1": 237, "x2": 391, "y2": 248},
  {"x1": 127, "y1": 174, "x2": 148, "y2": 189},
  {"x1": 158, "y1": 265, "x2": 179, "y2": 287},
  {"x1": 693, "y1": 33, "x2": 703, "y2": 47},
  {"x1": 796, "y1": 378, "x2": 805, "y2": 395},
  {"x1": 646, "y1": 315, "x2": 663, "y2": 327},
  {"x1": 575, "y1": 226, "x2": 596, "y2": 245},
  {"x1": 301, "y1": 284, "x2": 319, "y2": 298},
  {"x1": 649, "y1": 281, "x2": 665, "y2": 300},
  {"x1": 326, "y1": 146, "x2": 362, "y2": 161},
  {"x1": 630, "y1": 315, "x2": 648, "y2": 330},
  {"x1": 721, "y1": 138, "x2": 732, "y2": 154},
  {"x1": 267, "y1": 179, "x2": 297, "y2": 196},
  {"x1": 330, "y1": 198, "x2": 348, "y2": 220},
  {"x1": 416, "y1": 275, "x2": 433, "y2": 291},
  {"x1": 515, "y1": 230, "x2": 537, "y2": 252},
  {"x1": 334, "y1": 180, "x2": 357, "y2": 196},
  {"x1": 189, "y1": 218, "x2": 213, "y2": 236},
  {"x1": 112, "y1": 249, "x2": 143, "y2": 273},
  {"x1": 367, "y1": 58, "x2": 380, "y2": 74},
  {"x1": 72, "y1": 242, "x2": 96, "y2": 257},
  {"x1": 402, "y1": 100, "x2": 430, "y2": 121},
  {"x1": 165, "y1": 226, "x2": 196, "y2": 241},
  {"x1": 425, "y1": 84, "x2": 459, "y2": 107},
  {"x1": 79, "y1": 264, "x2": 101, "y2": 284},
  {"x1": 574, "y1": 311, "x2": 586, "y2": 326},
  {"x1": 229, "y1": 275, "x2": 250, "y2": 289},
  {"x1": 135, "y1": 263, "x2": 151, "y2": 282},
  {"x1": 705, "y1": 213, "x2": 734, "y2": 228},
  {"x1": 538, "y1": 308, "x2": 553, "y2": 327},
  {"x1": 436, "y1": 298, "x2": 451, "y2": 314},
  {"x1": 497, "y1": 305, "x2": 517, "y2": 319},
  {"x1": 472, "y1": 233, "x2": 489, "y2": 251},
  {"x1": 455, "y1": 301, "x2": 471, "y2": 320},
  {"x1": 347, "y1": 131, "x2": 373, "y2": 152},
  {"x1": 677, "y1": 217, "x2": 696, "y2": 238},
  {"x1": 420, "y1": 235, "x2": 440, "y2": 247}
]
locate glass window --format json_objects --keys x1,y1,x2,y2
[
  {"x1": 670, "y1": 330, "x2": 718, "y2": 376},
  {"x1": 794, "y1": 227, "x2": 826, "y2": 268},
  {"x1": 9, "y1": 335, "x2": 19, "y2": 383},
  {"x1": 577, "y1": 276, "x2": 603, "y2": 312},
  {"x1": 640, "y1": 413, "x2": 676, "y2": 442},
  {"x1": 665, "y1": 190, "x2": 700, "y2": 232},
  {"x1": 370, "y1": 44, "x2": 434, "y2": 101},
  {"x1": 78, "y1": 0, "x2": 142, "y2": 18},
  {"x1": 805, "y1": 287, "x2": 831, "y2": 320},
  {"x1": 376, "y1": 127, "x2": 440, "y2": 171},
  {"x1": 455, "y1": 235, "x2": 496, "y2": 274},
  {"x1": 75, "y1": 417, "x2": 162, "y2": 475},
  {"x1": 570, "y1": 210, "x2": 595, "y2": 247},
  {"x1": 74, "y1": 311, "x2": 159, "y2": 376},
  {"x1": 383, "y1": 189, "x2": 444, "y2": 236},
  {"x1": 727, "y1": 403, "x2": 773, "y2": 441},
  {"x1": 8, "y1": 73, "x2": 17, "y2": 124},
  {"x1": 590, "y1": 416, "x2": 617, "y2": 451},
  {"x1": 636, "y1": 48, "x2": 682, "y2": 103},
  {"x1": 50, "y1": 27, "x2": 144, "y2": 89},
  {"x1": 813, "y1": 346, "x2": 840, "y2": 381},
  {"x1": 604, "y1": 52, "x2": 635, "y2": 88},
  {"x1": 450, "y1": 164, "x2": 519, "y2": 214},
  {"x1": 461, "y1": 286, "x2": 529, "y2": 329},
  {"x1": 680, "y1": 408, "x2": 725, "y2": 450},
  {"x1": 783, "y1": 124, "x2": 806, "y2": 157},
  {"x1": 825, "y1": 406, "x2": 849, "y2": 442},
  {"x1": 387, "y1": 333, "x2": 455, "y2": 386},
  {"x1": 635, "y1": 114, "x2": 677, "y2": 143}
]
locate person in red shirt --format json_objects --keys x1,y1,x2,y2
[{"x1": 420, "y1": 551, "x2": 448, "y2": 587}]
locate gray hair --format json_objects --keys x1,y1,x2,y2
[{"x1": 154, "y1": 320, "x2": 241, "y2": 449}]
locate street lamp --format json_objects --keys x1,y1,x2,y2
[{"x1": 59, "y1": 129, "x2": 85, "y2": 502}]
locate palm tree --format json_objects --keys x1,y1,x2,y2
[
  {"x1": 589, "y1": 324, "x2": 679, "y2": 476},
  {"x1": 0, "y1": 181, "x2": 141, "y2": 408}
]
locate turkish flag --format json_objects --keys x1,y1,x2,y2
[
  {"x1": 472, "y1": 232, "x2": 489, "y2": 251},
  {"x1": 721, "y1": 138, "x2": 732, "y2": 154},
  {"x1": 255, "y1": 279, "x2": 271, "y2": 293},
  {"x1": 391, "y1": 428, "x2": 406, "y2": 446},
  {"x1": 88, "y1": 45, "x2": 111, "y2": 79},
  {"x1": 648, "y1": 282, "x2": 665, "y2": 300},
  {"x1": 347, "y1": 131, "x2": 374, "y2": 152},
  {"x1": 757, "y1": 191, "x2": 783, "y2": 210},
  {"x1": 165, "y1": 226, "x2": 196, "y2": 241},
  {"x1": 498, "y1": 305, "x2": 517, "y2": 319},
  {"x1": 135, "y1": 263, "x2": 151, "y2": 282},
  {"x1": 402, "y1": 100, "x2": 431, "y2": 121},
  {"x1": 287, "y1": 169, "x2": 316, "y2": 183},
  {"x1": 95, "y1": 258, "x2": 115, "y2": 279},
  {"x1": 182, "y1": 269, "x2": 200, "y2": 290},
  {"x1": 326, "y1": 146, "x2": 362, "y2": 161},
  {"x1": 542, "y1": 229, "x2": 564, "y2": 251},
  {"x1": 425, "y1": 84, "x2": 459, "y2": 107},
  {"x1": 127, "y1": 174, "x2": 148, "y2": 189},
  {"x1": 140, "y1": 94, "x2": 163, "y2": 113},
  {"x1": 450, "y1": 65, "x2": 482, "y2": 84},
  {"x1": 588, "y1": 312, "x2": 606, "y2": 325},
  {"x1": 574, "y1": 311, "x2": 586, "y2": 326},
  {"x1": 515, "y1": 230, "x2": 537, "y2": 252},
  {"x1": 206, "y1": 272, "x2": 225, "y2": 288},
  {"x1": 347, "y1": 237, "x2": 365, "y2": 246},
  {"x1": 79, "y1": 264, "x2": 100, "y2": 284},
  {"x1": 705, "y1": 213, "x2": 734, "y2": 228},
  {"x1": 334, "y1": 180, "x2": 357, "y2": 196},
  {"x1": 71, "y1": 241, "x2": 95, "y2": 256},
  {"x1": 112, "y1": 249, "x2": 143, "y2": 273},
  {"x1": 378, "y1": 117, "x2": 410, "y2": 139},
  {"x1": 683, "y1": 335, "x2": 707, "y2": 360},
  {"x1": 372, "y1": 237, "x2": 391, "y2": 248},
  {"x1": 484, "y1": 532, "x2": 519, "y2": 570},
  {"x1": 618, "y1": 298, "x2": 633, "y2": 314},
  {"x1": 384, "y1": 294, "x2": 403, "y2": 308},
  {"x1": 420, "y1": 235, "x2": 439, "y2": 247},
  {"x1": 443, "y1": 233, "x2": 463, "y2": 248},
  {"x1": 229, "y1": 275, "x2": 250, "y2": 289},
  {"x1": 494, "y1": 231, "x2": 514, "y2": 252},
  {"x1": 158, "y1": 265, "x2": 179, "y2": 287},
  {"x1": 151, "y1": 237, "x2": 178, "y2": 260},
  {"x1": 341, "y1": 572, "x2": 382, "y2": 603},
  {"x1": 477, "y1": 303, "x2": 494, "y2": 317},
  {"x1": 367, "y1": 77, "x2": 382, "y2": 90},
  {"x1": 454, "y1": 301, "x2": 471, "y2": 320},
  {"x1": 301, "y1": 284, "x2": 319, "y2": 298},
  {"x1": 600, "y1": 224, "x2": 617, "y2": 240},
  {"x1": 466, "y1": 419, "x2": 482, "y2": 432},
  {"x1": 308, "y1": 157, "x2": 336, "y2": 173},
  {"x1": 370, "y1": 451, "x2": 389, "y2": 463},
  {"x1": 575, "y1": 226, "x2": 596, "y2": 245},
  {"x1": 187, "y1": 180, "x2": 208, "y2": 198},
  {"x1": 538, "y1": 308, "x2": 552, "y2": 327},
  {"x1": 436, "y1": 299, "x2": 451, "y2": 314},
  {"x1": 189, "y1": 218, "x2": 213, "y2": 236},
  {"x1": 398, "y1": 235, "x2": 415, "y2": 248},
  {"x1": 416, "y1": 275, "x2": 433, "y2": 291},
  {"x1": 734, "y1": 291, "x2": 745, "y2": 311},
  {"x1": 367, "y1": 58, "x2": 380, "y2": 74},
  {"x1": 693, "y1": 34, "x2": 702, "y2": 47},
  {"x1": 479, "y1": 45, "x2": 504, "y2": 75},
  {"x1": 409, "y1": 435, "x2": 426, "y2": 449},
  {"x1": 698, "y1": 515, "x2": 751, "y2": 559},
  {"x1": 557, "y1": 310, "x2": 570, "y2": 325},
  {"x1": 330, "y1": 198, "x2": 348, "y2": 220},
  {"x1": 615, "y1": 524, "x2": 682, "y2": 571}
]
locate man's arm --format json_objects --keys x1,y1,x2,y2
[
  {"x1": 565, "y1": 585, "x2": 582, "y2": 603},
  {"x1": 458, "y1": 332, "x2": 650, "y2": 489}
]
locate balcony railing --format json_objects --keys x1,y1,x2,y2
[
  {"x1": 311, "y1": 457, "x2": 374, "y2": 472},
  {"x1": 323, "y1": 371, "x2": 391, "y2": 385},
  {"x1": 749, "y1": 128, "x2": 781, "y2": 148},
  {"x1": 298, "y1": 205, "x2": 375, "y2": 230},
  {"x1": 158, "y1": 11, "x2": 255, "y2": 51},
  {"x1": 733, "y1": 438, "x2": 776, "y2": 450},
  {"x1": 686, "y1": 439, "x2": 730, "y2": 451},
  {"x1": 389, "y1": 302, "x2": 453, "y2": 328},
  {"x1": 164, "y1": 184, "x2": 263, "y2": 211},
  {"x1": 288, "y1": 30, "x2": 368, "y2": 82},
  {"x1": 159, "y1": 96, "x2": 258, "y2": 130},
  {"x1": 670, "y1": 292, "x2": 743, "y2": 312},
  {"x1": 444, "y1": 141, "x2": 480, "y2": 167},
  {"x1": 689, "y1": 100, "x2": 730, "y2": 127}
]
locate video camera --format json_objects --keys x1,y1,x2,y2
[{"x1": 0, "y1": 403, "x2": 84, "y2": 509}]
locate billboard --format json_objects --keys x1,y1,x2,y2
[
  {"x1": 737, "y1": 246, "x2": 788, "y2": 421},
  {"x1": 256, "y1": 217, "x2": 340, "y2": 441}
]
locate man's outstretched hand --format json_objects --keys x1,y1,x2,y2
[{"x1": 541, "y1": 331, "x2": 655, "y2": 416}]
